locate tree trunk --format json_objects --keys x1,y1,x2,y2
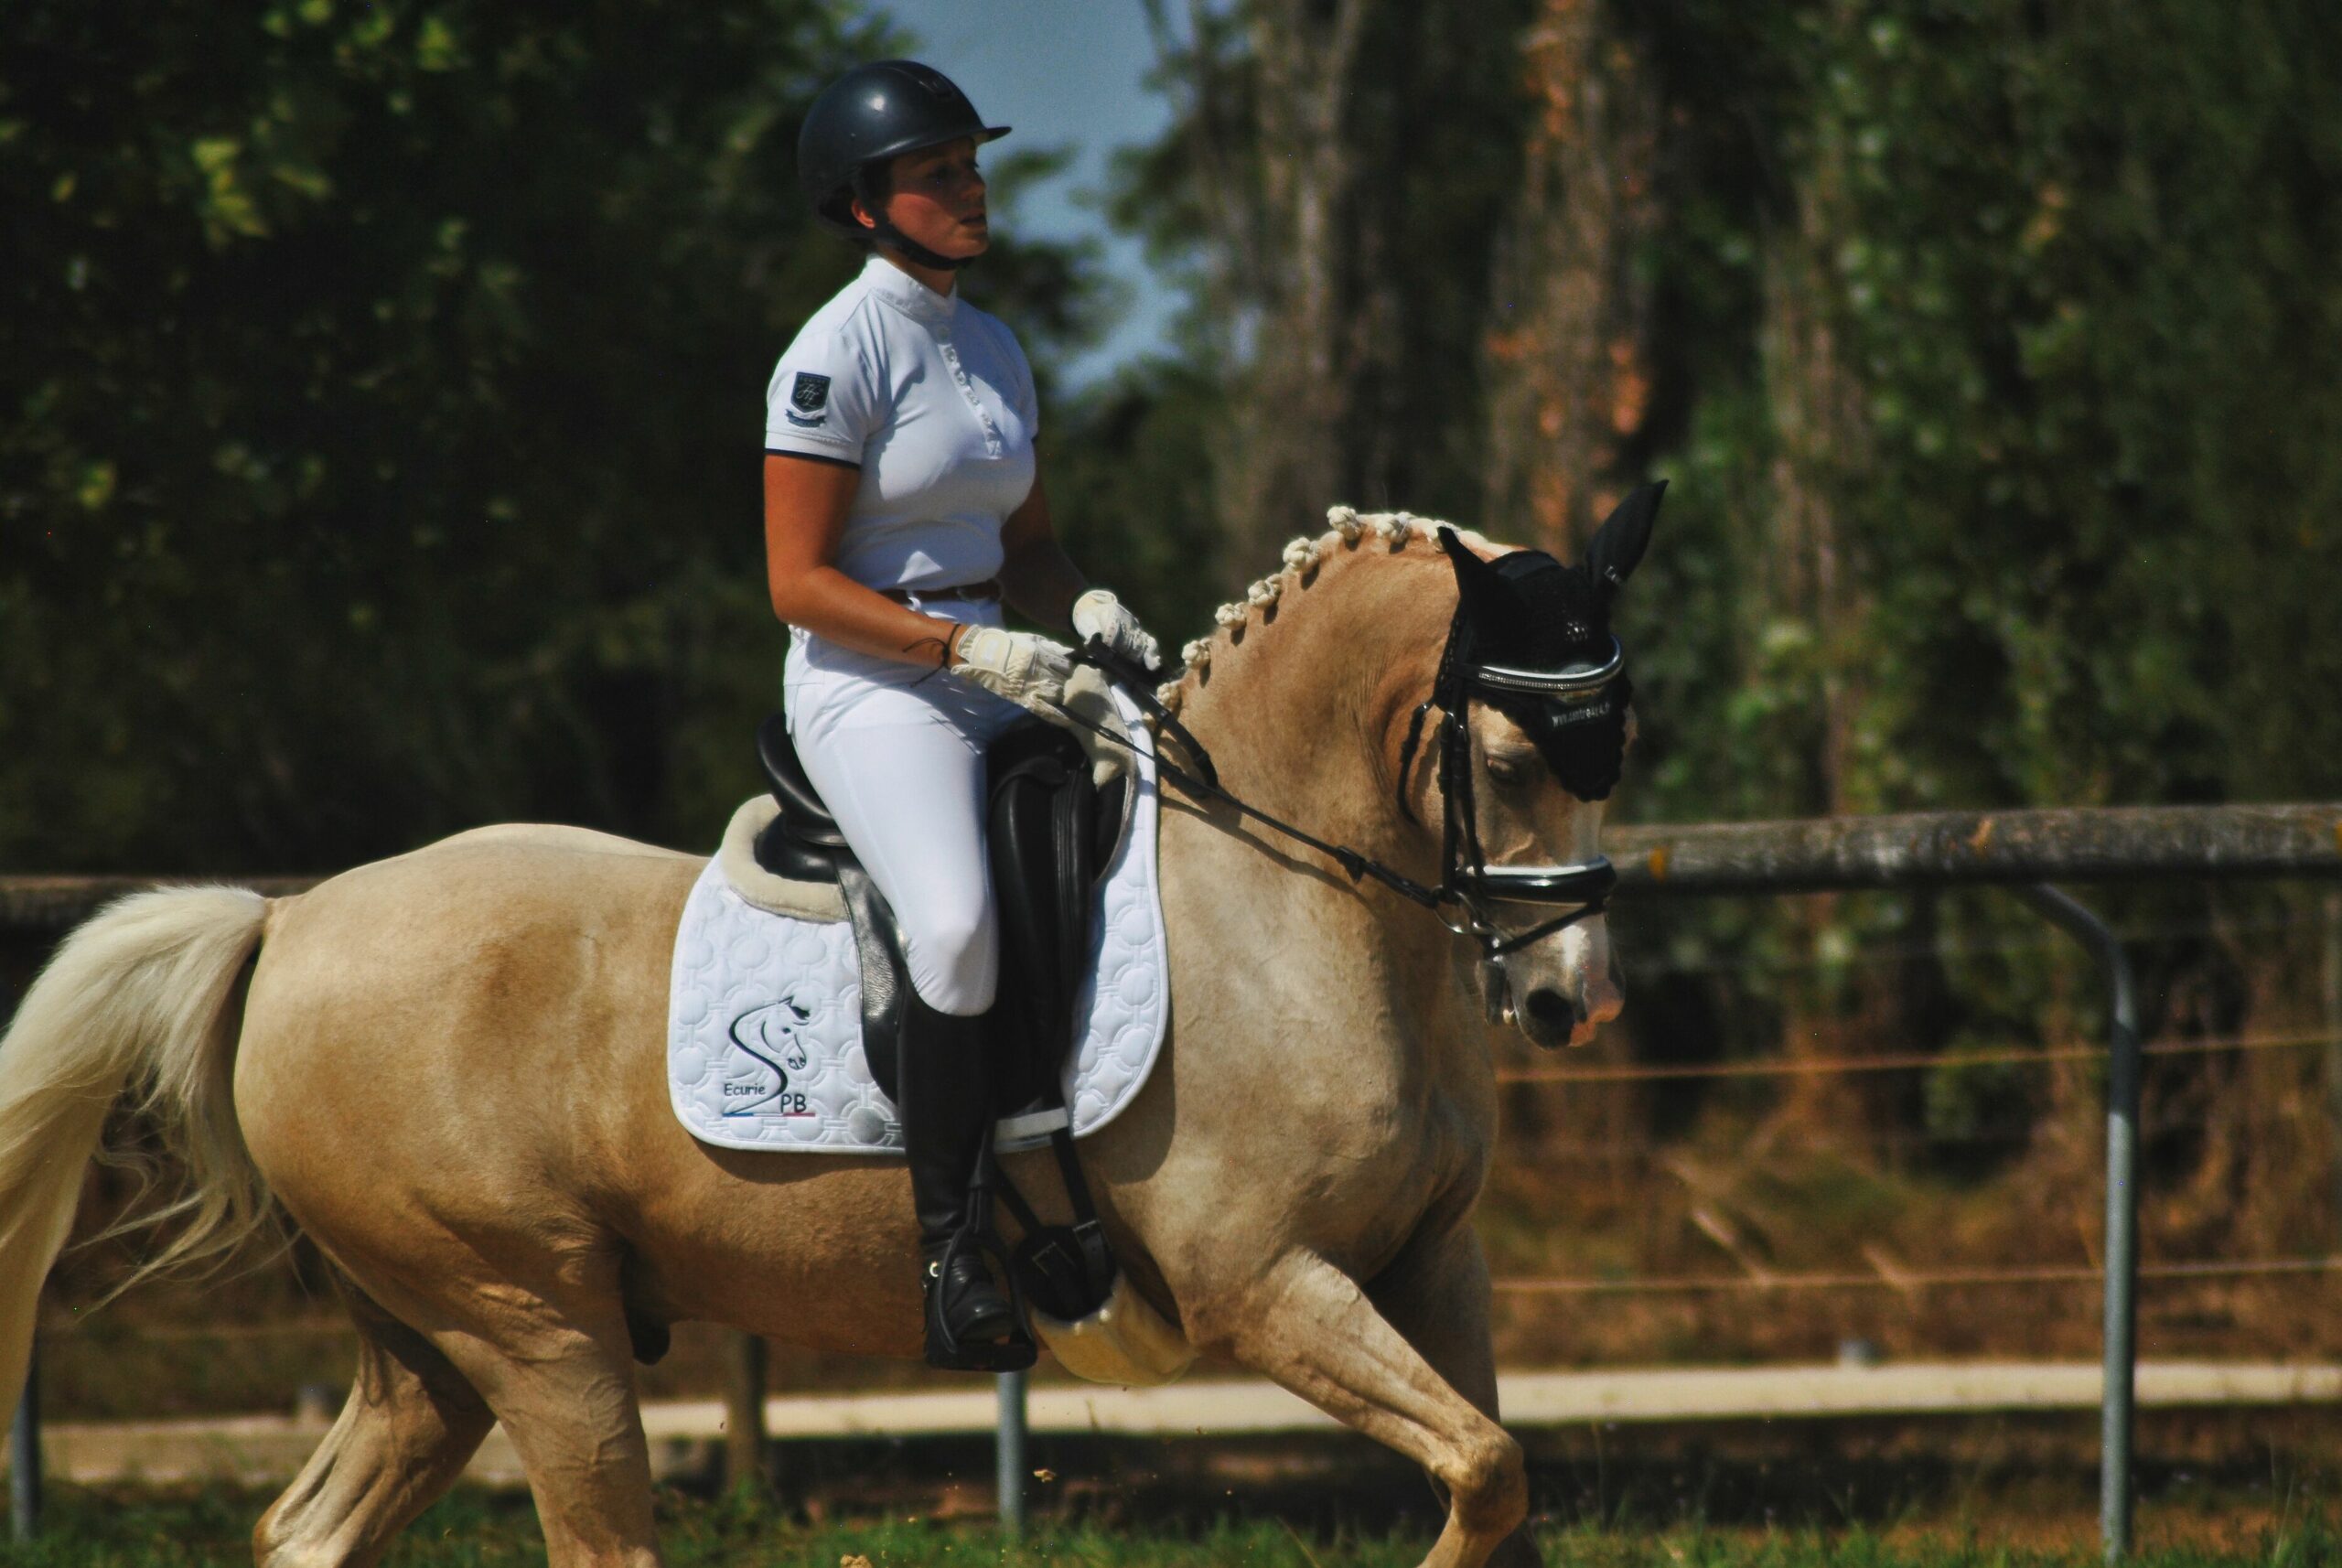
[
  {"x1": 1225, "y1": 0, "x2": 1369, "y2": 560},
  {"x1": 1482, "y1": 0, "x2": 1659, "y2": 556}
]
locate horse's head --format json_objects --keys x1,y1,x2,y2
[
  {"x1": 1153, "y1": 484, "x2": 1661, "y2": 1054},
  {"x1": 1428, "y1": 484, "x2": 1661, "y2": 1049}
]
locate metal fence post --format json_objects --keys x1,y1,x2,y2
[
  {"x1": 2021, "y1": 885, "x2": 2140, "y2": 1563},
  {"x1": 2321, "y1": 893, "x2": 2342, "y2": 1230},
  {"x1": 9, "y1": 1338, "x2": 38, "y2": 1542},
  {"x1": 995, "y1": 1369, "x2": 1026, "y2": 1538},
  {"x1": 724, "y1": 1331, "x2": 767, "y2": 1493}
]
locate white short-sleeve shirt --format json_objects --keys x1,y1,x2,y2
[{"x1": 764, "y1": 255, "x2": 1039, "y2": 593}]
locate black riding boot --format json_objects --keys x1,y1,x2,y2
[{"x1": 897, "y1": 988, "x2": 1031, "y2": 1371}]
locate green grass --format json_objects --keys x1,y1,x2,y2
[{"x1": 5, "y1": 1488, "x2": 2341, "y2": 1568}]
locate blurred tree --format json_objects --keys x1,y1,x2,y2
[
  {"x1": 0, "y1": 0, "x2": 1101, "y2": 870},
  {"x1": 1125, "y1": 0, "x2": 2342, "y2": 1164},
  {"x1": 1130, "y1": 0, "x2": 2342, "y2": 816},
  {"x1": 1133, "y1": 0, "x2": 1540, "y2": 567},
  {"x1": 1042, "y1": 359, "x2": 1224, "y2": 661},
  {"x1": 1480, "y1": 0, "x2": 1660, "y2": 555}
]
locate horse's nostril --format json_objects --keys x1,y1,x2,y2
[{"x1": 1523, "y1": 988, "x2": 1577, "y2": 1031}]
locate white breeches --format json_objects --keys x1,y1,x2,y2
[{"x1": 783, "y1": 602, "x2": 1026, "y2": 1016}]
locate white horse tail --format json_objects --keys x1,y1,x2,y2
[{"x1": 0, "y1": 886, "x2": 272, "y2": 1428}]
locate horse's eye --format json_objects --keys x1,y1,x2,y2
[{"x1": 1486, "y1": 753, "x2": 1536, "y2": 788}]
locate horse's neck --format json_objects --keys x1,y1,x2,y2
[
  {"x1": 1172, "y1": 546, "x2": 1452, "y2": 865},
  {"x1": 1159, "y1": 543, "x2": 1482, "y2": 1069},
  {"x1": 1138, "y1": 538, "x2": 1506, "y2": 1284}
]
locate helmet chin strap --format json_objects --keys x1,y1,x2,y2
[
  {"x1": 872, "y1": 218, "x2": 973, "y2": 272},
  {"x1": 855, "y1": 168, "x2": 975, "y2": 273}
]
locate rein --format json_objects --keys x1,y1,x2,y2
[{"x1": 1058, "y1": 639, "x2": 1617, "y2": 964}]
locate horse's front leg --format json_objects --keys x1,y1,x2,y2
[
  {"x1": 1193, "y1": 1248, "x2": 1526, "y2": 1568},
  {"x1": 1370, "y1": 1224, "x2": 1542, "y2": 1568}
]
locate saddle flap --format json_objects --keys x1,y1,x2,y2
[
  {"x1": 985, "y1": 719, "x2": 1102, "y2": 1111},
  {"x1": 836, "y1": 859, "x2": 909, "y2": 1104}
]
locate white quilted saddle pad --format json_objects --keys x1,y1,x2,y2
[{"x1": 667, "y1": 689, "x2": 1167, "y2": 1155}]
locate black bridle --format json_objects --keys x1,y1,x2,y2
[{"x1": 1062, "y1": 624, "x2": 1622, "y2": 968}]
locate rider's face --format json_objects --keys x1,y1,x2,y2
[{"x1": 857, "y1": 137, "x2": 990, "y2": 262}]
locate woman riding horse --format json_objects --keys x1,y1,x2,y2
[
  {"x1": 0, "y1": 66, "x2": 1663, "y2": 1559},
  {"x1": 763, "y1": 61, "x2": 1161, "y2": 1368}
]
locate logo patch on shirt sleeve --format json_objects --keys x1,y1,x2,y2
[{"x1": 790, "y1": 372, "x2": 832, "y2": 416}]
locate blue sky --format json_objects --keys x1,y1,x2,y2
[{"x1": 870, "y1": 0, "x2": 1179, "y2": 385}]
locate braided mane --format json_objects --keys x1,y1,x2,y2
[{"x1": 1154, "y1": 507, "x2": 1499, "y2": 713}]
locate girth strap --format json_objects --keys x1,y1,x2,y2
[{"x1": 993, "y1": 1114, "x2": 1118, "y2": 1323}]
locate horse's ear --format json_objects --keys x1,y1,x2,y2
[
  {"x1": 1585, "y1": 480, "x2": 1665, "y2": 600},
  {"x1": 1437, "y1": 526, "x2": 1505, "y2": 618}
]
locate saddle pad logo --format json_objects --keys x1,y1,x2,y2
[
  {"x1": 722, "y1": 996, "x2": 815, "y2": 1117},
  {"x1": 790, "y1": 373, "x2": 831, "y2": 414}
]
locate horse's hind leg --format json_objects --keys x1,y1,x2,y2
[
  {"x1": 1192, "y1": 1247, "x2": 1526, "y2": 1568},
  {"x1": 422, "y1": 1294, "x2": 663, "y2": 1567},
  {"x1": 254, "y1": 1294, "x2": 494, "y2": 1568}
]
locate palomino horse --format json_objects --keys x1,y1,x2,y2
[{"x1": 0, "y1": 503, "x2": 1653, "y2": 1568}]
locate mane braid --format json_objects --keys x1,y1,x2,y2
[{"x1": 1153, "y1": 505, "x2": 1497, "y2": 712}]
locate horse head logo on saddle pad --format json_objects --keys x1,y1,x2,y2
[{"x1": 721, "y1": 997, "x2": 813, "y2": 1118}]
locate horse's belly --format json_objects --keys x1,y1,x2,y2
[{"x1": 620, "y1": 1153, "x2": 929, "y2": 1357}]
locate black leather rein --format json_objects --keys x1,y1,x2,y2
[{"x1": 1055, "y1": 640, "x2": 1617, "y2": 963}]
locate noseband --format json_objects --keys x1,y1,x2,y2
[{"x1": 1067, "y1": 606, "x2": 1624, "y2": 968}]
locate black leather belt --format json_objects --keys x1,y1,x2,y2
[{"x1": 882, "y1": 579, "x2": 1003, "y2": 606}]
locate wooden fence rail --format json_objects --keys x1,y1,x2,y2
[
  {"x1": 5, "y1": 804, "x2": 2337, "y2": 936},
  {"x1": 1604, "y1": 803, "x2": 2342, "y2": 894}
]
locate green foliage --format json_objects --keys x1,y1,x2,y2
[
  {"x1": 0, "y1": 0, "x2": 1104, "y2": 871},
  {"x1": 1918, "y1": 1029, "x2": 2035, "y2": 1164},
  {"x1": 1044, "y1": 358, "x2": 1225, "y2": 650},
  {"x1": 1636, "y1": 0, "x2": 2342, "y2": 821},
  {"x1": 1785, "y1": 0, "x2": 2337, "y2": 811},
  {"x1": 1117, "y1": 0, "x2": 1542, "y2": 528}
]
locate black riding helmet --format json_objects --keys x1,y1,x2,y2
[{"x1": 798, "y1": 60, "x2": 1009, "y2": 271}]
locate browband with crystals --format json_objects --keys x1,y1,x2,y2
[{"x1": 1466, "y1": 636, "x2": 1625, "y2": 697}]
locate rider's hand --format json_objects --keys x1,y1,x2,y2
[
  {"x1": 947, "y1": 624, "x2": 1078, "y2": 720},
  {"x1": 1070, "y1": 589, "x2": 1163, "y2": 674}
]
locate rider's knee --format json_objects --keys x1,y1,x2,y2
[{"x1": 906, "y1": 900, "x2": 998, "y2": 1015}]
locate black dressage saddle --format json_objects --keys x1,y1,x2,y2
[{"x1": 750, "y1": 712, "x2": 1128, "y2": 1321}]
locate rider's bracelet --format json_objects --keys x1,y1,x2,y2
[{"x1": 940, "y1": 622, "x2": 963, "y2": 669}]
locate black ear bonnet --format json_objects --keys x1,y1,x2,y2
[{"x1": 1432, "y1": 481, "x2": 1663, "y2": 803}]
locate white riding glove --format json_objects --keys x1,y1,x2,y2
[
  {"x1": 1070, "y1": 588, "x2": 1163, "y2": 673},
  {"x1": 948, "y1": 624, "x2": 1078, "y2": 722}
]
